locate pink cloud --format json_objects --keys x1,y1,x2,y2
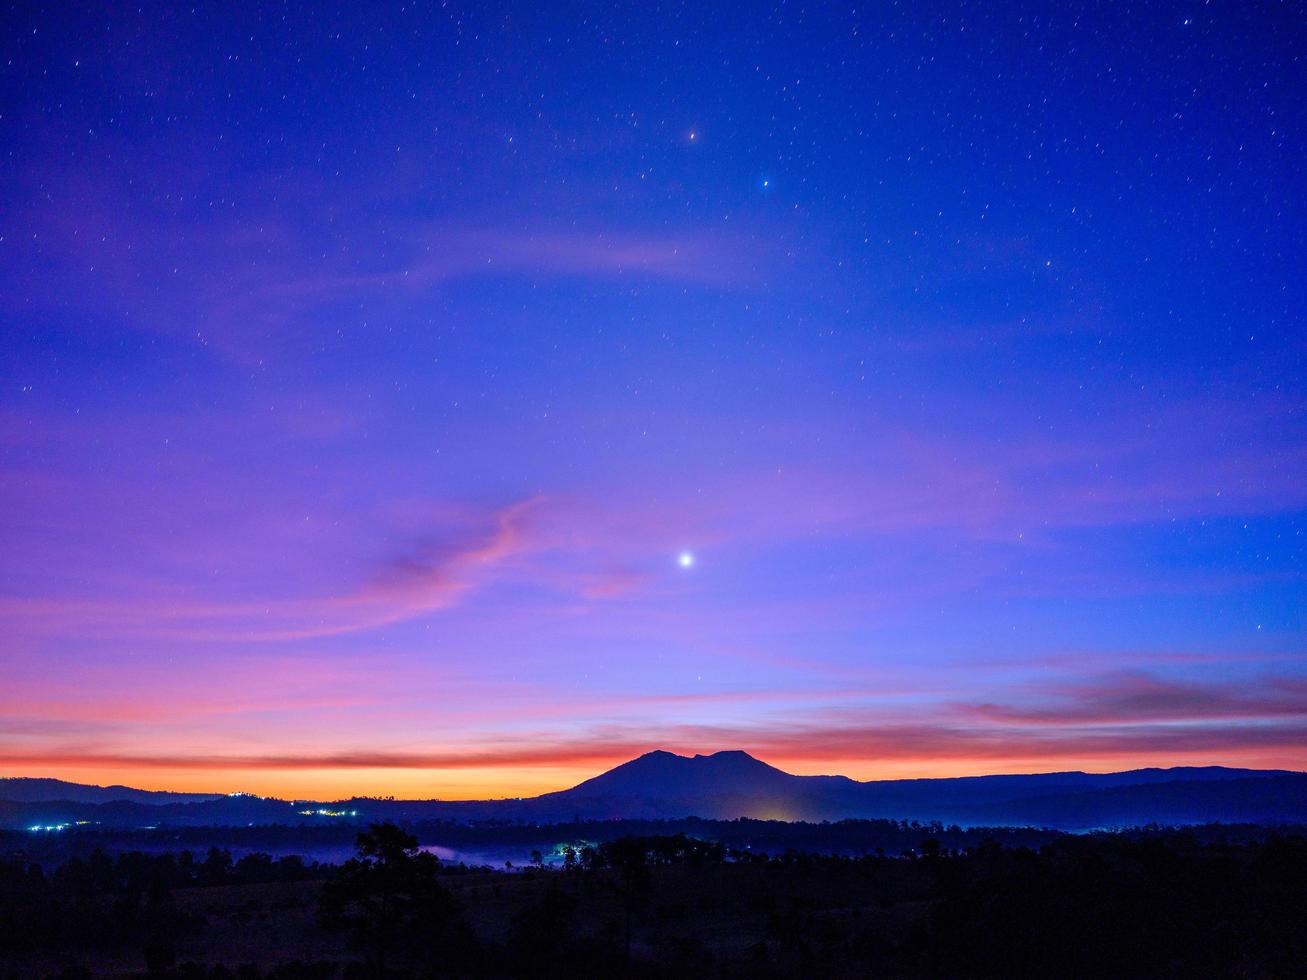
[
  {"x1": 0, "y1": 497, "x2": 542, "y2": 642},
  {"x1": 5, "y1": 716, "x2": 1305, "y2": 778},
  {"x1": 962, "y1": 672, "x2": 1307, "y2": 726}
]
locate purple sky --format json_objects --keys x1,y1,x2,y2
[{"x1": 2, "y1": 2, "x2": 1305, "y2": 797}]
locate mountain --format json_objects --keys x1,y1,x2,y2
[
  {"x1": 532, "y1": 749, "x2": 857, "y2": 821},
  {"x1": 4, "y1": 752, "x2": 1305, "y2": 831},
  {"x1": 566, "y1": 749, "x2": 797, "y2": 796},
  {"x1": 0, "y1": 777, "x2": 223, "y2": 806},
  {"x1": 553, "y1": 749, "x2": 823, "y2": 806},
  {"x1": 532, "y1": 752, "x2": 1304, "y2": 828}
]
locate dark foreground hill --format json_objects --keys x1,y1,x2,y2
[
  {"x1": 2, "y1": 825, "x2": 1305, "y2": 978},
  {"x1": 5, "y1": 751, "x2": 1306, "y2": 831}
]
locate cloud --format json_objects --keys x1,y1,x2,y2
[
  {"x1": 576, "y1": 568, "x2": 652, "y2": 600},
  {"x1": 962, "y1": 672, "x2": 1307, "y2": 726},
  {"x1": 186, "y1": 224, "x2": 756, "y2": 364},
  {"x1": 0, "y1": 497, "x2": 542, "y2": 642},
  {"x1": 0, "y1": 719, "x2": 114, "y2": 737},
  {"x1": 8, "y1": 706, "x2": 1306, "y2": 778},
  {"x1": 4, "y1": 155, "x2": 757, "y2": 366}
]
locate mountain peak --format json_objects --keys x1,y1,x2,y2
[
  {"x1": 558, "y1": 748, "x2": 794, "y2": 803},
  {"x1": 629, "y1": 749, "x2": 776, "y2": 772}
]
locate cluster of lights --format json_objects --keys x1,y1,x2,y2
[
  {"x1": 27, "y1": 820, "x2": 96, "y2": 832},
  {"x1": 297, "y1": 808, "x2": 358, "y2": 818}
]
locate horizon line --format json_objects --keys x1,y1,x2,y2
[{"x1": 5, "y1": 748, "x2": 1304, "y2": 803}]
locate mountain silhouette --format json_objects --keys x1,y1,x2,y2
[
  {"x1": 4, "y1": 751, "x2": 1306, "y2": 831},
  {"x1": 0, "y1": 777, "x2": 223, "y2": 806},
  {"x1": 531, "y1": 750, "x2": 859, "y2": 821},
  {"x1": 564, "y1": 749, "x2": 804, "y2": 796},
  {"x1": 529, "y1": 751, "x2": 1306, "y2": 826}
]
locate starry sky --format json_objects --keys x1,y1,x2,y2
[{"x1": 2, "y1": 1, "x2": 1305, "y2": 799}]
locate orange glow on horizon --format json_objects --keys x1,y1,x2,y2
[{"x1": 6, "y1": 744, "x2": 1305, "y2": 802}]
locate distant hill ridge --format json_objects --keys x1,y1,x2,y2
[
  {"x1": 0, "y1": 777, "x2": 224, "y2": 806},
  {"x1": 4, "y1": 751, "x2": 1305, "y2": 831}
]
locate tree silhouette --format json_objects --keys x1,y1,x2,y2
[{"x1": 317, "y1": 823, "x2": 461, "y2": 978}]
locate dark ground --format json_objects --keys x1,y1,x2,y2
[{"x1": 2, "y1": 826, "x2": 1305, "y2": 979}]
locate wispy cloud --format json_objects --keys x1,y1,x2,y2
[
  {"x1": 5, "y1": 155, "x2": 758, "y2": 365},
  {"x1": 8, "y1": 672, "x2": 1306, "y2": 781},
  {"x1": 962, "y1": 672, "x2": 1307, "y2": 726},
  {"x1": 6, "y1": 719, "x2": 1305, "y2": 779},
  {"x1": 0, "y1": 497, "x2": 542, "y2": 641}
]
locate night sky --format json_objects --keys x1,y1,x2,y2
[{"x1": 3, "y1": 2, "x2": 1305, "y2": 799}]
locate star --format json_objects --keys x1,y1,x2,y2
[{"x1": 678, "y1": 551, "x2": 695, "y2": 568}]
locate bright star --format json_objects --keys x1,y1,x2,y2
[{"x1": 678, "y1": 551, "x2": 695, "y2": 568}]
